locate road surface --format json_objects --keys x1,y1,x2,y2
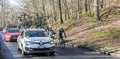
[{"x1": 0, "y1": 32, "x2": 119, "y2": 59}]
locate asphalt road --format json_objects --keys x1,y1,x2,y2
[{"x1": 0, "y1": 32, "x2": 119, "y2": 59}]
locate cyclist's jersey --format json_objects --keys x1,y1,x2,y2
[{"x1": 58, "y1": 29, "x2": 64, "y2": 39}]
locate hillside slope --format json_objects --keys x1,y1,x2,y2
[{"x1": 63, "y1": 15, "x2": 120, "y2": 56}]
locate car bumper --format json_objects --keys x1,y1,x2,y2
[
  {"x1": 5, "y1": 36, "x2": 18, "y2": 42},
  {"x1": 24, "y1": 47, "x2": 55, "y2": 54}
]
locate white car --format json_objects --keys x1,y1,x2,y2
[{"x1": 17, "y1": 28, "x2": 55, "y2": 55}]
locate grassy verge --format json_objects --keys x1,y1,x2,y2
[{"x1": 92, "y1": 29, "x2": 120, "y2": 38}]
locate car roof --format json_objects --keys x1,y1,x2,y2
[{"x1": 21, "y1": 28, "x2": 45, "y2": 31}]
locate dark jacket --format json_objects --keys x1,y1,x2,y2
[{"x1": 58, "y1": 29, "x2": 66, "y2": 39}]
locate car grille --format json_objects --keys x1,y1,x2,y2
[
  {"x1": 33, "y1": 48, "x2": 50, "y2": 51},
  {"x1": 11, "y1": 36, "x2": 18, "y2": 39},
  {"x1": 12, "y1": 36, "x2": 18, "y2": 37},
  {"x1": 33, "y1": 42, "x2": 49, "y2": 45}
]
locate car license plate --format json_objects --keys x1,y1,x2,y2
[
  {"x1": 38, "y1": 45, "x2": 44, "y2": 48},
  {"x1": 12, "y1": 37, "x2": 17, "y2": 39}
]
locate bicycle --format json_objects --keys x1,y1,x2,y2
[{"x1": 58, "y1": 38, "x2": 66, "y2": 48}]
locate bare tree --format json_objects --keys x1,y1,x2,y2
[
  {"x1": 94, "y1": 0, "x2": 100, "y2": 21},
  {"x1": 100, "y1": 0, "x2": 103, "y2": 9},
  {"x1": 84, "y1": 0, "x2": 88, "y2": 13},
  {"x1": 77, "y1": 0, "x2": 82, "y2": 19},
  {"x1": 42, "y1": 0, "x2": 46, "y2": 16},
  {"x1": 52, "y1": 0, "x2": 57, "y2": 21},
  {"x1": 63, "y1": 0, "x2": 70, "y2": 20},
  {"x1": 58, "y1": 0, "x2": 63, "y2": 24}
]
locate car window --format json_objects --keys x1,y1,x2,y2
[
  {"x1": 25, "y1": 31, "x2": 48, "y2": 37},
  {"x1": 7, "y1": 29, "x2": 19, "y2": 33},
  {"x1": 25, "y1": 31, "x2": 32, "y2": 37}
]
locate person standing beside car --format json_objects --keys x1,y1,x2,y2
[{"x1": 49, "y1": 28, "x2": 55, "y2": 39}]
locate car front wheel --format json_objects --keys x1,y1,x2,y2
[{"x1": 50, "y1": 51, "x2": 55, "y2": 56}]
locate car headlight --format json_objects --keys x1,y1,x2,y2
[
  {"x1": 25, "y1": 41, "x2": 32, "y2": 45},
  {"x1": 6, "y1": 35, "x2": 11, "y2": 37},
  {"x1": 49, "y1": 40, "x2": 54, "y2": 44}
]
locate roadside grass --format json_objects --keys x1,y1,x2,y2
[
  {"x1": 89, "y1": 17, "x2": 97, "y2": 23},
  {"x1": 93, "y1": 32, "x2": 112, "y2": 38},
  {"x1": 92, "y1": 29, "x2": 120, "y2": 38}
]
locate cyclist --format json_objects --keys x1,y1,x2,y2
[{"x1": 58, "y1": 28, "x2": 66, "y2": 45}]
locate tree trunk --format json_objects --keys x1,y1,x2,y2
[
  {"x1": 71, "y1": 0, "x2": 74, "y2": 19},
  {"x1": 1, "y1": 0, "x2": 5, "y2": 27},
  {"x1": 63, "y1": 0, "x2": 70, "y2": 20},
  {"x1": 77, "y1": 0, "x2": 82, "y2": 19},
  {"x1": 58, "y1": 0, "x2": 63, "y2": 24},
  {"x1": 94, "y1": 0, "x2": 100, "y2": 21},
  {"x1": 100, "y1": 0, "x2": 103, "y2": 9},
  {"x1": 66, "y1": 0, "x2": 70, "y2": 19},
  {"x1": 42, "y1": 1, "x2": 46, "y2": 16},
  {"x1": 52, "y1": 0, "x2": 57, "y2": 21},
  {"x1": 88, "y1": 0, "x2": 91, "y2": 11},
  {"x1": 84, "y1": 0, "x2": 88, "y2": 13}
]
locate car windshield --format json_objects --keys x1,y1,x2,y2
[
  {"x1": 25, "y1": 31, "x2": 48, "y2": 37},
  {"x1": 7, "y1": 29, "x2": 19, "y2": 33}
]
